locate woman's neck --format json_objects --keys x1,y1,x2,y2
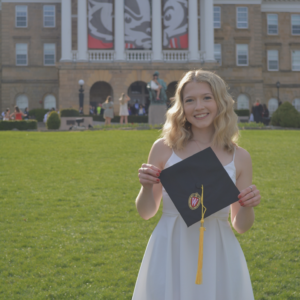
[{"x1": 191, "y1": 125, "x2": 215, "y2": 147}]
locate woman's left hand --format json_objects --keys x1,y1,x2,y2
[{"x1": 238, "y1": 185, "x2": 261, "y2": 208}]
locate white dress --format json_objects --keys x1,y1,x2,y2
[
  {"x1": 119, "y1": 102, "x2": 129, "y2": 116},
  {"x1": 132, "y1": 149, "x2": 255, "y2": 300}
]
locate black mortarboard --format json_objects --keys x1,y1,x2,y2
[{"x1": 159, "y1": 147, "x2": 240, "y2": 284}]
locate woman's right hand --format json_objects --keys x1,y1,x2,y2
[{"x1": 138, "y1": 163, "x2": 161, "y2": 188}]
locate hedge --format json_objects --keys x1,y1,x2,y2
[
  {"x1": 271, "y1": 102, "x2": 300, "y2": 128},
  {"x1": 0, "y1": 120, "x2": 38, "y2": 130},
  {"x1": 60, "y1": 109, "x2": 80, "y2": 117},
  {"x1": 28, "y1": 108, "x2": 49, "y2": 122},
  {"x1": 46, "y1": 111, "x2": 61, "y2": 129},
  {"x1": 92, "y1": 115, "x2": 148, "y2": 123},
  {"x1": 235, "y1": 109, "x2": 250, "y2": 117}
]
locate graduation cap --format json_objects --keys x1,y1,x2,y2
[{"x1": 159, "y1": 147, "x2": 240, "y2": 285}]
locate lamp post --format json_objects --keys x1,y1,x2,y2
[
  {"x1": 276, "y1": 81, "x2": 280, "y2": 102},
  {"x1": 78, "y1": 79, "x2": 84, "y2": 112}
]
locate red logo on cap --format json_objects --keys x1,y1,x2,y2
[
  {"x1": 188, "y1": 193, "x2": 201, "y2": 210},
  {"x1": 191, "y1": 197, "x2": 199, "y2": 208}
]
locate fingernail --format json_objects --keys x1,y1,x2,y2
[
  {"x1": 156, "y1": 173, "x2": 160, "y2": 176},
  {"x1": 240, "y1": 203, "x2": 244, "y2": 206},
  {"x1": 157, "y1": 179, "x2": 160, "y2": 182},
  {"x1": 238, "y1": 195, "x2": 241, "y2": 199}
]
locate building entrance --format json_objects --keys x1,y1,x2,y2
[
  {"x1": 90, "y1": 81, "x2": 113, "y2": 109},
  {"x1": 128, "y1": 81, "x2": 149, "y2": 113}
]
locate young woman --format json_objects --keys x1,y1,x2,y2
[
  {"x1": 10, "y1": 106, "x2": 26, "y2": 120},
  {"x1": 3, "y1": 108, "x2": 11, "y2": 121},
  {"x1": 102, "y1": 96, "x2": 114, "y2": 125},
  {"x1": 119, "y1": 93, "x2": 130, "y2": 124},
  {"x1": 133, "y1": 70, "x2": 261, "y2": 300}
]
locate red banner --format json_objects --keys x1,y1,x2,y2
[
  {"x1": 88, "y1": 0, "x2": 113, "y2": 49},
  {"x1": 162, "y1": 0, "x2": 188, "y2": 49}
]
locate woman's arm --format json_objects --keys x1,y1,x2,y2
[
  {"x1": 231, "y1": 147, "x2": 261, "y2": 234},
  {"x1": 135, "y1": 139, "x2": 172, "y2": 220}
]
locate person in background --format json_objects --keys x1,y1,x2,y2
[
  {"x1": 119, "y1": 93, "x2": 130, "y2": 124},
  {"x1": 138, "y1": 104, "x2": 145, "y2": 116},
  {"x1": 97, "y1": 103, "x2": 102, "y2": 116},
  {"x1": 10, "y1": 106, "x2": 26, "y2": 120},
  {"x1": 134, "y1": 100, "x2": 139, "y2": 115},
  {"x1": 102, "y1": 96, "x2": 114, "y2": 125},
  {"x1": 249, "y1": 106, "x2": 254, "y2": 122},
  {"x1": 23, "y1": 107, "x2": 29, "y2": 120},
  {"x1": 1, "y1": 110, "x2": 5, "y2": 120},
  {"x1": 254, "y1": 99, "x2": 263, "y2": 123},
  {"x1": 89, "y1": 105, "x2": 94, "y2": 115},
  {"x1": 79, "y1": 107, "x2": 83, "y2": 115},
  {"x1": 3, "y1": 108, "x2": 11, "y2": 121},
  {"x1": 262, "y1": 104, "x2": 270, "y2": 125},
  {"x1": 128, "y1": 105, "x2": 132, "y2": 116}
]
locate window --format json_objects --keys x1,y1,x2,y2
[
  {"x1": 267, "y1": 50, "x2": 279, "y2": 71},
  {"x1": 237, "y1": 94, "x2": 249, "y2": 110},
  {"x1": 292, "y1": 50, "x2": 300, "y2": 71},
  {"x1": 214, "y1": 7, "x2": 221, "y2": 28},
  {"x1": 292, "y1": 98, "x2": 300, "y2": 112},
  {"x1": 291, "y1": 14, "x2": 300, "y2": 35},
  {"x1": 44, "y1": 44, "x2": 56, "y2": 65},
  {"x1": 267, "y1": 14, "x2": 278, "y2": 35},
  {"x1": 16, "y1": 44, "x2": 28, "y2": 66},
  {"x1": 268, "y1": 98, "x2": 278, "y2": 116},
  {"x1": 44, "y1": 5, "x2": 55, "y2": 27},
  {"x1": 44, "y1": 95, "x2": 56, "y2": 110},
  {"x1": 16, "y1": 94, "x2": 29, "y2": 112},
  {"x1": 237, "y1": 7, "x2": 248, "y2": 29},
  {"x1": 236, "y1": 44, "x2": 248, "y2": 66},
  {"x1": 214, "y1": 44, "x2": 221, "y2": 65},
  {"x1": 15, "y1": 5, "x2": 27, "y2": 27}
]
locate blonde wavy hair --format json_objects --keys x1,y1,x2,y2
[
  {"x1": 119, "y1": 93, "x2": 125, "y2": 105},
  {"x1": 161, "y1": 70, "x2": 239, "y2": 153}
]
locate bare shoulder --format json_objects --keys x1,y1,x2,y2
[
  {"x1": 148, "y1": 138, "x2": 172, "y2": 170},
  {"x1": 235, "y1": 146, "x2": 252, "y2": 176}
]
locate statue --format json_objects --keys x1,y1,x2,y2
[
  {"x1": 147, "y1": 71, "x2": 168, "y2": 124},
  {"x1": 147, "y1": 71, "x2": 167, "y2": 105}
]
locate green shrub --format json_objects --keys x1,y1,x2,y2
[
  {"x1": 28, "y1": 108, "x2": 49, "y2": 122},
  {"x1": 271, "y1": 102, "x2": 300, "y2": 128},
  {"x1": 60, "y1": 109, "x2": 80, "y2": 117},
  {"x1": 235, "y1": 109, "x2": 250, "y2": 117},
  {"x1": 92, "y1": 115, "x2": 148, "y2": 123},
  {"x1": 46, "y1": 111, "x2": 61, "y2": 129},
  {"x1": 0, "y1": 120, "x2": 37, "y2": 130}
]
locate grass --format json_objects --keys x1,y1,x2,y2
[{"x1": 0, "y1": 130, "x2": 299, "y2": 299}]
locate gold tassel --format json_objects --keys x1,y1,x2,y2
[{"x1": 195, "y1": 185, "x2": 206, "y2": 285}]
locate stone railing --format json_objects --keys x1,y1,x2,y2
[
  {"x1": 88, "y1": 50, "x2": 115, "y2": 62},
  {"x1": 126, "y1": 50, "x2": 152, "y2": 62},
  {"x1": 163, "y1": 50, "x2": 189, "y2": 62}
]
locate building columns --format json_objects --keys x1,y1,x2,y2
[
  {"x1": 77, "y1": 0, "x2": 88, "y2": 61},
  {"x1": 189, "y1": 0, "x2": 199, "y2": 61},
  {"x1": 114, "y1": 0, "x2": 125, "y2": 61},
  {"x1": 203, "y1": 0, "x2": 216, "y2": 62},
  {"x1": 60, "y1": 0, "x2": 72, "y2": 61},
  {"x1": 152, "y1": 0, "x2": 163, "y2": 61}
]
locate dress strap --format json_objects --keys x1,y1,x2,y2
[{"x1": 232, "y1": 146, "x2": 237, "y2": 162}]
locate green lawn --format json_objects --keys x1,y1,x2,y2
[{"x1": 0, "y1": 130, "x2": 299, "y2": 299}]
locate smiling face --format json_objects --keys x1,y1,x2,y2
[{"x1": 182, "y1": 81, "x2": 218, "y2": 130}]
